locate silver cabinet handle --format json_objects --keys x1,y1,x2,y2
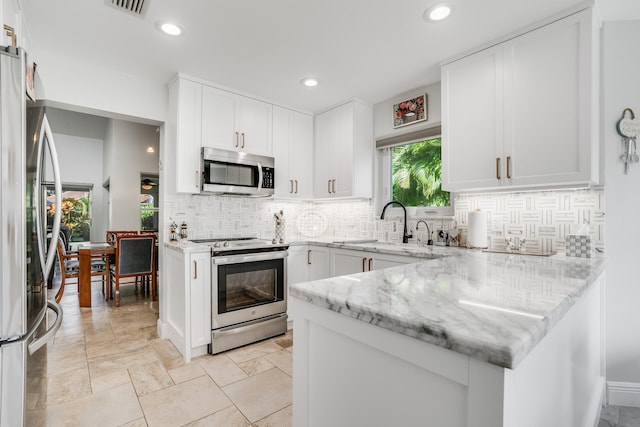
[
  {"x1": 194, "y1": 260, "x2": 198, "y2": 279},
  {"x1": 235, "y1": 131, "x2": 239, "y2": 147},
  {"x1": 362, "y1": 257, "x2": 366, "y2": 272},
  {"x1": 332, "y1": 179, "x2": 336, "y2": 194},
  {"x1": 307, "y1": 250, "x2": 311, "y2": 265},
  {"x1": 506, "y1": 156, "x2": 512, "y2": 179},
  {"x1": 368, "y1": 258, "x2": 372, "y2": 271},
  {"x1": 295, "y1": 180, "x2": 298, "y2": 194},
  {"x1": 327, "y1": 180, "x2": 331, "y2": 194},
  {"x1": 241, "y1": 132, "x2": 245, "y2": 149},
  {"x1": 290, "y1": 179, "x2": 293, "y2": 194},
  {"x1": 496, "y1": 157, "x2": 501, "y2": 180}
]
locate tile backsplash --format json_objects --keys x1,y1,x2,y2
[{"x1": 164, "y1": 187, "x2": 604, "y2": 252}]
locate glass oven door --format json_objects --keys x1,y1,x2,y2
[{"x1": 212, "y1": 251, "x2": 287, "y2": 329}]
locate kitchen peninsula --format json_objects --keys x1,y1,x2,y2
[{"x1": 290, "y1": 245, "x2": 605, "y2": 427}]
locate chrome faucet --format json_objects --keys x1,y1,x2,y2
[
  {"x1": 380, "y1": 201, "x2": 413, "y2": 244},
  {"x1": 416, "y1": 220, "x2": 433, "y2": 245}
]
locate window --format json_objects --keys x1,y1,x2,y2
[
  {"x1": 390, "y1": 137, "x2": 449, "y2": 207},
  {"x1": 140, "y1": 175, "x2": 159, "y2": 231},
  {"x1": 45, "y1": 184, "x2": 93, "y2": 242}
]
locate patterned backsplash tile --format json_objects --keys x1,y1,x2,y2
[{"x1": 164, "y1": 187, "x2": 604, "y2": 252}]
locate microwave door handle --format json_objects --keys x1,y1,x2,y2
[{"x1": 257, "y1": 163, "x2": 264, "y2": 192}]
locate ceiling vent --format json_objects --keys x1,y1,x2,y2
[{"x1": 104, "y1": 0, "x2": 148, "y2": 17}]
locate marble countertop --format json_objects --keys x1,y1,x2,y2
[{"x1": 289, "y1": 244, "x2": 605, "y2": 369}]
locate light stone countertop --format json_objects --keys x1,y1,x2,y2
[
  {"x1": 289, "y1": 241, "x2": 606, "y2": 369},
  {"x1": 164, "y1": 238, "x2": 605, "y2": 368}
]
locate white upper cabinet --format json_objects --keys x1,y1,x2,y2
[
  {"x1": 168, "y1": 77, "x2": 203, "y2": 193},
  {"x1": 313, "y1": 100, "x2": 374, "y2": 199},
  {"x1": 201, "y1": 85, "x2": 273, "y2": 156},
  {"x1": 442, "y1": 9, "x2": 599, "y2": 192},
  {"x1": 273, "y1": 106, "x2": 313, "y2": 198}
]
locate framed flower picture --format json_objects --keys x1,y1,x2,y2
[{"x1": 393, "y1": 94, "x2": 427, "y2": 128}]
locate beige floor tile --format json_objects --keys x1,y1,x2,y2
[
  {"x1": 184, "y1": 406, "x2": 251, "y2": 427},
  {"x1": 44, "y1": 383, "x2": 143, "y2": 427},
  {"x1": 120, "y1": 417, "x2": 148, "y2": 427},
  {"x1": 46, "y1": 347, "x2": 89, "y2": 376},
  {"x1": 129, "y1": 360, "x2": 175, "y2": 396},
  {"x1": 254, "y1": 405, "x2": 293, "y2": 427},
  {"x1": 168, "y1": 362, "x2": 206, "y2": 384},
  {"x1": 264, "y1": 350, "x2": 293, "y2": 376},
  {"x1": 148, "y1": 338, "x2": 186, "y2": 371},
  {"x1": 86, "y1": 336, "x2": 151, "y2": 360},
  {"x1": 199, "y1": 354, "x2": 248, "y2": 387},
  {"x1": 222, "y1": 368, "x2": 292, "y2": 423},
  {"x1": 46, "y1": 366, "x2": 92, "y2": 407},
  {"x1": 139, "y1": 375, "x2": 233, "y2": 427},
  {"x1": 225, "y1": 341, "x2": 283, "y2": 364},
  {"x1": 236, "y1": 356, "x2": 275, "y2": 376},
  {"x1": 88, "y1": 348, "x2": 160, "y2": 379},
  {"x1": 91, "y1": 368, "x2": 132, "y2": 394}
]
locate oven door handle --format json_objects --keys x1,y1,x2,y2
[{"x1": 212, "y1": 250, "x2": 288, "y2": 265}]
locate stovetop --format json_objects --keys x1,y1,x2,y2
[{"x1": 190, "y1": 237, "x2": 289, "y2": 255}]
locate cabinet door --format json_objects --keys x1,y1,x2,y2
[
  {"x1": 313, "y1": 109, "x2": 337, "y2": 198},
  {"x1": 237, "y1": 96, "x2": 272, "y2": 156},
  {"x1": 504, "y1": 11, "x2": 592, "y2": 186},
  {"x1": 201, "y1": 85, "x2": 237, "y2": 150},
  {"x1": 272, "y1": 106, "x2": 294, "y2": 197},
  {"x1": 175, "y1": 79, "x2": 203, "y2": 193},
  {"x1": 272, "y1": 107, "x2": 313, "y2": 198},
  {"x1": 308, "y1": 246, "x2": 331, "y2": 281},
  {"x1": 371, "y1": 254, "x2": 412, "y2": 271},
  {"x1": 331, "y1": 249, "x2": 366, "y2": 277},
  {"x1": 290, "y1": 111, "x2": 313, "y2": 198},
  {"x1": 287, "y1": 245, "x2": 309, "y2": 286},
  {"x1": 442, "y1": 47, "x2": 504, "y2": 192},
  {"x1": 333, "y1": 103, "x2": 355, "y2": 197},
  {"x1": 189, "y1": 252, "x2": 211, "y2": 348}
]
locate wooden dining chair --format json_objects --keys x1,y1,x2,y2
[
  {"x1": 54, "y1": 237, "x2": 109, "y2": 303},
  {"x1": 109, "y1": 233, "x2": 156, "y2": 306}
]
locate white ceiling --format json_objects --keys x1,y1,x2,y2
[{"x1": 19, "y1": 0, "x2": 640, "y2": 115}]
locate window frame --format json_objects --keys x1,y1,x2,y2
[{"x1": 375, "y1": 126, "x2": 454, "y2": 218}]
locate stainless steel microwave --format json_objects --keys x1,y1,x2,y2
[{"x1": 201, "y1": 147, "x2": 275, "y2": 197}]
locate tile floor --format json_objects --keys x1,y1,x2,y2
[
  {"x1": 26, "y1": 279, "x2": 293, "y2": 427},
  {"x1": 599, "y1": 405, "x2": 640, "y2": 427}
]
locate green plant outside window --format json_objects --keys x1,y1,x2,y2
[{"x1": 391, "y1": 137, "x2": 450, "y2": 207}]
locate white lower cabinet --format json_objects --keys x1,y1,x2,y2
[
  {"x1": 307, "y1": 246, "x2": 331, "y2": 281},
  {"x1": 164, "y1": 248, "x2": 211, "y2": 362},
  {"x1": 331, "y1": 248, "x2": 413, "y2": 276}
]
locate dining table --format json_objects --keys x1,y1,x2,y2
[{"x1": 77, "y1": 242, "x2": 115, "y2": 307}]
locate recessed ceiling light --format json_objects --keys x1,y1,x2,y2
[
  {"x1": 423, "y1": 3, "x2": 455, "y2": 22},
  {"x1": 301, "y1": 77, "x2": 319, "y2": 87},
  {"x1": 158, "y1": 22, "x2": 183, "y2": 36}
]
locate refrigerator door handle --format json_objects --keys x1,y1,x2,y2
[
  {"x1": 34, "y1": 114, "x2": 62, "y2": 278},
  {"x1": 27, "y1": 301, "x2": 63, "y2": 355},
  {"x1": 0, "y1": 300, "x2": 62, "y2": 352}
]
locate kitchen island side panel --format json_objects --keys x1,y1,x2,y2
[{"x1": 292, "y1": 272, "x2": 604, "y2": 427}]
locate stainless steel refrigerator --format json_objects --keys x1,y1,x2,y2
[{"x1": 0, "y1": 45, "x2": 63, "y2": 425}]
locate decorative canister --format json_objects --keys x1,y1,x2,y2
[
  {"x1": 179, "y1": 221, "x2": 188, "y2": 240},
  {"x1": 169, "y1": 221, "x2": 178, "y2": 242}
]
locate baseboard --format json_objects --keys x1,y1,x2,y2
[{"x1": 607, "y1": 381, "x2": 640, "y2": 407}]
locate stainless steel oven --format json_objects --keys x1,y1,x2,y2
[{"x1": 191, "y1": 238, "x2": 288, "y2": 354}]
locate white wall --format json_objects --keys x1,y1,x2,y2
[
  {"x1": 105, "y1": 120, "x2": 159, "y2": 230},
  {"x1": 373, "y1": 81, "x2": 441, "y2": 140},
  {"x1": 31, "y1": 50, "x2": 167, "y2": 124},
  {"x1": 602, "y1": 20, "x2": 640, "y2": 391}
]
